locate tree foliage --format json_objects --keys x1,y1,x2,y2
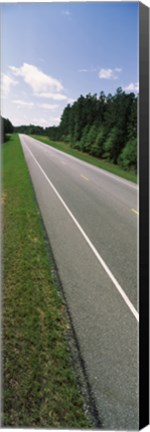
[
  {"x1": 1, "y1": 117, "x2": 14, "y2": 143},
  {"x1": 46, "y1": 88, "x2": 137, "y2": 172},
  {"x1": 14, "y1": 124, "x2": 45, "y2": 136},
  {"x1": 118, "y1": 138, "x2": 137, "y2": 171}
]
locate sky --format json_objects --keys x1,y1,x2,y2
[{"x1": 1, "y1": 2, "x2": 139, "y2": 128}]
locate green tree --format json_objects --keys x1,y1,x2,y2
[
  {"x1": 91, "y1": 127, "x2": 105, "y2": 157},
  {"x1": 60, "y1": 104, "x2": 71, "y2": 140},
  {"x1": 118, "y1": 138, "x2": 137, "y2": 171},
  {"x1": 84, "y1": 125, "x2": 98, "y2": 154},
  {"x1": 127, "y1": 94, "x2": 137, "y2": 140},
  {"x1": 1, "y1": 117, "x2": 14, "y2": 142},
  {"x1": 80, "y1": 125, "x2": 90, "y2": 151},
  {"x1": 103, "y1": 127, "x2": 120, "y2": 162}
]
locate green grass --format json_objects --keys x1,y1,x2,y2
[
  {"x1": 2, "y1": 134, "x2": 91, "y2": 428},
  {"x1": 31, "y1": 134, "x2": 137, "y2": 183}
]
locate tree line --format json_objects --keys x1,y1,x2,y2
[
  {"x1": 45, "y1": 87, "x2": 137, "y2": 172},
  {"x1": 1, "y1": 87, "x2": 137, "y2": 172},
  {"x1": 1, "y1": 118, "x2": 45, "y2": 142},
  {"x1": 14, "y1": 124, "x2": 45, "y2": 136}
]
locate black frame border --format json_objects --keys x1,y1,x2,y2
[{"x1": 139, "y1": 2, "x2": 149, "y2": 429}]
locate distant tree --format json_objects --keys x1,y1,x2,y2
[
  {"x1": 5, "y1": 118, "x2": 14, "y2": 134},
  {"x1": 14, "y1": 124, "x2": 45, "y2": 136},
  {"x1": 60, "y1": 104, "x2": 71, "y2": 138},
  {"x1": 73, "y1": 96, "x2": 87, "y2": 142},
  {"x1": 1, "y1": 117, "x2": 14, "y2": 143},
  {"x1": 46, "y1": 126, "x2": 61, "y2": 141}
]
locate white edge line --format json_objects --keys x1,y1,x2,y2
[
  {"x1": 21, "y1": 134, "x2": 138, "y2": 191},
  {"x1": 22, "y1": 140, "x2": 139, "y2": 323}
]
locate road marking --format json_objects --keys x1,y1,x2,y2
[
  {"x1": 22, "y1": 142, "x2": 139, "y2": 323},
  {"x1": 131, "y1": 208, "x2": 139, "y2": 215},
  {"x1": 24, "y1": 135, "x2": 137, "y2": 191},
  {"x1": 80, "y1": 174, "x2": 88, "y2": 181}
]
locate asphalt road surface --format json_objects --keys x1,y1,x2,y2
[{"x1": 20, "y1": 134, "x2": 138, "y2": 430}]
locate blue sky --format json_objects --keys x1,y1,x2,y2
[{"x1": 1, "y1": 2, "x2": 139, "y2": 127}]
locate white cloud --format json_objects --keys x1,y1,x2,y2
[
  {"x1": 37, "y1": 103, "x2": 59, "y2": 110},
  {"x1": 49, "y1": 116, "x2": 60, "y2": 126},
  {"x1": 79, "y1": 69, "x2": 88, "y2": 73},
  {"x1": 38, "y1": 92, "x2": 68, "y2": 101},
  {"x1": 12, "y1": 116, "x2": 30, "y2": 126},
  {"x1": 79, "y1": 67, "x2": 98, "y2": 73},
  {"x1": 12, "y1": 99, "x2": 34, "y2": 107},
  {"x1": 1, "y1": 73, "x2": 18, "y2": 97},
  {"x1": 50, "y1": 117, "x2": 60, "y2": 125},
  {"x1": 99, "y1": 69, "x2": 113, "y2": 79},
  {"x1": 123, "y1": 82, "x2": 139, "y2": 93},
  {"x1": 32, "y1": 117, "x2": 50, "y2": 126},
  {"x1": 99, "y1": 68, "x2": 122, "y2": 80},
  {"x1": 67, "y1": 98, "x2": 76, "y2": 104},
  {"x1": 32, "y1": 116, "x2": 60, "y2": 127},
  {"x1": 9, "y1": 63, "x2": 64, "y2": 96}
]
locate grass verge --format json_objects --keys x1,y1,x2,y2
[
  {"x1": 31, "y1": 134, "x2": 137, "y2": 183},
  {"x1": 2, "y1": 134, "x2": 91, "y2": 428}
]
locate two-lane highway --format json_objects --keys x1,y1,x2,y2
[{"x1": 20, "y1": 134, "x2": 138, "y2": 429}]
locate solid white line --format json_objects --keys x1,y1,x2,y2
[
  {"x1": 22, "y1": 141, "x2": 139, "y2": 323},
  {"x1": 22, "y1": 134, "x2": 138, "y2": 191}
]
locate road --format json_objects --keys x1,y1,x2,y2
[{"x1": 20, "y1": 134, "x2": 138, "y2": 430}]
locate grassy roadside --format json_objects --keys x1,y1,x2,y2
[
  {"x1": 31, "y1": 134, "x2": 137, "y2": 183},
  {"x1": 2, "y1": 134, "x2": 91, "y2": 427}
]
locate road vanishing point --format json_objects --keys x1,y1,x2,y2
[{"x1": 20, "y1": 134, "x2": 138, "y2": 430}]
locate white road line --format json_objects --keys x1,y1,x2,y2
[
  {"x1": 22, "y1": 141, "x2": 139, "y2": 323},
  {"x1": 23, "y1": 135, "x2": 138, "y2": 191}
]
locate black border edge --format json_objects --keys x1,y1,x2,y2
[{"x1": 139, "y1": 2, "x2": 149, "y2": 430}]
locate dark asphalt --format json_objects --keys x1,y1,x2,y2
[{"x1": 20, "y1": 134, "x2": 138, "y2": 430}]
